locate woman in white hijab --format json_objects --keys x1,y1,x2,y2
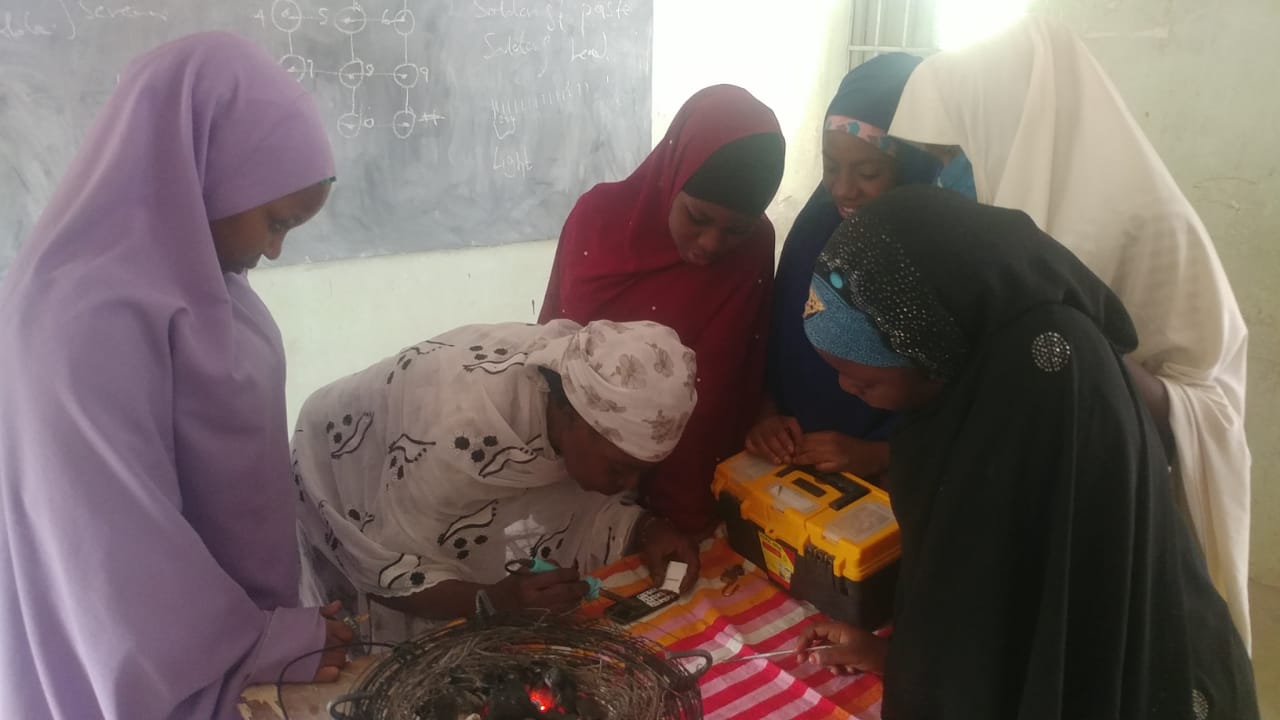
[
  {"x1": 889, "y1": 17, "x2": 1252, "y2": 646},
  {"x1": 293, "y1": 319, "x2": 701, "y2": 642}
]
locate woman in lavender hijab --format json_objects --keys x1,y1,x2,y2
[{"x1": 0, "y1": 33, "x2": 348, "y2": 718}]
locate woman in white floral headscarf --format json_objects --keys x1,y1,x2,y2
[{"x1": 293, "y1": 319, "x2": 700, "y2": 642}]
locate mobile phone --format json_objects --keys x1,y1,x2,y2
[{"x1": 604, "y1": 587, "x2": 679, "y2": 624}]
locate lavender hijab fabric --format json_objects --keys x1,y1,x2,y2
[{"x1": 0, "y1": 33, "x2": 334, "y2": 719}]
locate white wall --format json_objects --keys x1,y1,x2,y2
[
  {"x1": 252, "y1": 0, "x2": 854, "y2": 426},
  {"x1": 1038, "y1": 0, "x2": 1280, "y2": 589},
  {"x1": 253, "y1": 240, "x2": 558, "y2": 424}
]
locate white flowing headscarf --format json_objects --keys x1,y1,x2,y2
[
  {"x1": 890, "y1": 17, "x2": 1252, "y2": 646},
  {"x1": 528, "y1": 320, "x2": 698, "y2": 463}
]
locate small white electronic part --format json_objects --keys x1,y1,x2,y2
[{"x1": 661, "y1": 560, "x2": 688, "y2": 593}]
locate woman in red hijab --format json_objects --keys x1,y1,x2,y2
[{"x1": 539, "y1": 85, "x2": 786, "y2": 534}]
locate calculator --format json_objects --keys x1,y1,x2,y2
[{"x1": 604, "y1": 587, "x2": 679, "y2": 624}]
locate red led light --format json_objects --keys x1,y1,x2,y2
[{"x1": 527, "y1": 686, "x2": 555, "y2": 713}]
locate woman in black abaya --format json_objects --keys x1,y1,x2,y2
[{"x1": 794, "y1": 186, "x2": 1256, "y2": 720}]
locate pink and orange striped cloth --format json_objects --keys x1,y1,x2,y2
[{"x1": 580, "y1": 538, "x2": 884, "y2": 719}]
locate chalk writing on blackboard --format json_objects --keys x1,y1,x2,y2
[
  {"x1": 2, "y1": 0, "x2": 172, "y2": 42},
  {"x1": 0, "y1": 0, "x2": 652, "y2": 271},
  {"x1": 1, "y1": 10, "x2": 55, "y2": 39},
  {"x1": 253, "y1": 0, "x2": 445, "y2": 139}
]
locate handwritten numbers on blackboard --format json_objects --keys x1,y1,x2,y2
[{"x1": 255, "y1": 0, "x2": 443, "y2": 140}]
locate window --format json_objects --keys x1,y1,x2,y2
[{"x1": 848, "y1": 0, "x2": 1031, "y2": 68}]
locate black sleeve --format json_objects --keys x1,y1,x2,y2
[{"x1": 883, "y1": 305, "x2": 1255, "y2": 720}]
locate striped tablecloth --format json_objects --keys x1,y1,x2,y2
[
  {"x1": 581, "y1": 537, "x2": 883, "y2": 720},
  {"x1": 240, "y1": 537, "x2": 884, "y2": 720}
]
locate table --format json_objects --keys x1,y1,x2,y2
[{"x1": 238, "y1": 538, "x2": 883, "y2": 719}]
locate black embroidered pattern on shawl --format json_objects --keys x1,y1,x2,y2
[
  {"x1": 387, "y1": 433, "x2": 436, "y2": 481},
  {"x1": 385, "y1": 340, "x2": 452, "y2": 385},
  {"x1": 327, "y1": 412, "x2": 374, "y2": 459},
  {"x1": 438, "y1": 500, "x2": 499, "y2": 560}
]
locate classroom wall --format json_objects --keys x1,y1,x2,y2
[
  {"x1": 1037, "y1": 0, "x2": 1280, "y2": 587},
  {"x1": 251, "y1": 0, "x2": 854, "y2": 425}
]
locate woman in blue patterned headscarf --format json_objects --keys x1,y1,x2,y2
[{"x1": 746, "y1": 53, "x2": 937, "y2": 478}]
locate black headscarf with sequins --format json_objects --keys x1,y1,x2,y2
[
  {"x1": 813, "y1": 185, "x2": 1137, "y2": 380},
  {"x1": 822, "y1": 186, "x2": 1258, "y2": 718}
]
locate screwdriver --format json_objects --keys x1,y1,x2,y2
[{"x1": 716, "y1": 644, "x2": 840, "y2": 664}]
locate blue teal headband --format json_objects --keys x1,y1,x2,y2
[{"x1": 803, "y1": 273, "x2": 913, "y2": 368}]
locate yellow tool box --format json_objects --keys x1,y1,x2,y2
[{"x1": 713, "y1": 452, "x2": 900, "y2": 629}]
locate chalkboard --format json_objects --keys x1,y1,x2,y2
[{"x1": 0, "y1": 0, "x2": 652, "y2": 276}]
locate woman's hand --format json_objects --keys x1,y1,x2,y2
[
  {"x1": 792, "y1": 432, "x2": 889, "y2": 476},
  {"x1": 794, "y1": 620, "x2": 888, "y2": 675},
  {"x1": 635, "y1": 514, "x2": 701, "y2": 593},
  {"x1": 313, "y1": 601, "x2": 354, "y2": 683},
  {"x1": 746, "y1": 414, "x2": 803, "y2": 464},
  {"x1": 490, "y1": 564, "x2": 588, "y2": 613}
]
